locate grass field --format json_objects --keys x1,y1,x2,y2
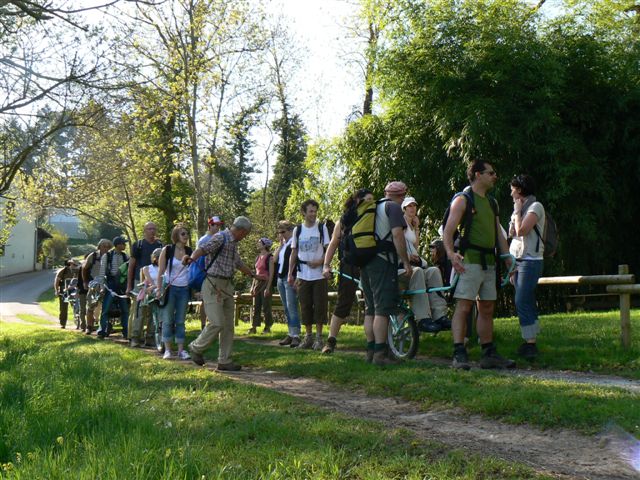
[{"x1": 0, "y1": 322, "x2": 552, "y2": 479}]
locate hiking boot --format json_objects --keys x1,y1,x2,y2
[
  {"x1": 312, "y1": 338, "x2": 324, "y2": 351},
  {"x1": 296, "y1": 334, "x2": 314, "y2": 349},
  {"x1": 290, "y1": 336, "x2": 301, "y2": 348},
  {"x1": 85, "y1": 328, "x2": 93, "y2": 335},
  {"x1": 279, "y1": 335, "x2": 293, "y2": 346},
  {"x1": 435, "y1": 315, "x2": 451, "y2": 331},
  {"x1": 247, "y1": 327, "x2": 257, "y2": 334},
  {"x1": 322, "y1": 337, "x2": 337, "y2": 355},
  {"x1": 480, "y1": 347, "x2": 516, "y2": 369},
  {"x1": 365, "y1": 348, "x2": 374, "y2": 363},
  {"x1": 418, "y1": 318, "x2": 441, "y2": 333},
  {"x1": 372, "y1": 350, "x2": 398, "y2": 366},
  {"x1": 262, "y1": 327, "x2": 271, "y2": 334},
  {"x1": 452, "y1": 348, "x2": 471, "y2": 370},
  {"x1": 517, "y1": 342, "x2": 538, "y2": 361},
  {"x1": 130, "y1": 339, "x2": 141, "y2": 348},
  {"x1": 190, "y1": 350, "x2": 205, "y2": 366},
  {"x1": 217, "y1": 362, "x2": 241, "y2": 372}
]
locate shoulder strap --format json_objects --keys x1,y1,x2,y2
[
  {"x1": 295, "y1": 224, "x2": 302, "y2": 244},
  {"x1": 205, "y1": 233, "x2": 226, "y2": 271}
]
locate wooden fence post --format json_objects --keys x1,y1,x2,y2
[{"x1": 618, "y1": 265, "x2": 631, "y2": 349}]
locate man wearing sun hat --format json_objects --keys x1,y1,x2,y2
[{"x1": 360, "y1": 181, "x2": 413, "y2": 366}]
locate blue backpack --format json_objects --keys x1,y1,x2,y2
[{"x1": 188, "y1": 235, "x2": 226, "y2": 291}]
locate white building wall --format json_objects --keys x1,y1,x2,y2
[{"x1": 0, "y1": 205, "x2": 36, "y2": 277}]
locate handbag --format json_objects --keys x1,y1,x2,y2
[{"x1": 157, "y1": 284, "x2": 171, "y2": 308}]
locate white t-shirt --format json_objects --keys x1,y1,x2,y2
[
  {"x1": 291, "y1": 222, "x2": 330, "y2": 281},
  {"x1": 278, "y1": 237, "x2": 292, "y2": 275},
  {"x1": 198, "y1": 233, "x2": 214, "y2": 248},
  {"x1": 510, "y1": 202, "x2": 545, "y2": 260}
]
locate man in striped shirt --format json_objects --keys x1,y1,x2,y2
[
  {"x1": 185, "y1": 216, "x2": 255, "y2": 371},
  {"x1": 97, "y1": 236, "x2": 130, "y2": 339}
]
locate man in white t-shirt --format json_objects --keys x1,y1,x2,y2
[{"x1": 288, "y1": 199, "x2": 330, "y2": 350}]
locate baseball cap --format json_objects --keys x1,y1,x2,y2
[
  {"x1": 208, "y1": 215, "x2": 224, "y2": 226},
  {"x1": 401, "y1": 196, "x2": 418, "y2": 210},
  {"x1": 113, "y1": 236, "x2": 128, "y2": 246},
  {"x1": 259, "y1": 237, "x2": 273, "y2": 248}
]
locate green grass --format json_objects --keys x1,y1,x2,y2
[
  {"x1": 0, "y1": 322, "x2": 551, "y2": 480},
  {"x1": 246, "y1": 309, "x2": 640, "y2": 379},
  {"x1": 16, "y1": 314, "x2": 56, "y2": 326},
  {"x1": 37, "y1": 289, "x2": 59, "y2": 318}
]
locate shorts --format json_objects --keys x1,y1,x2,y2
[
  {"x1": 361, "y1": 255, "x2": 399, "y2": 316},
  {"x1": 333, "y1": 262, "x2": 360, "y2": 319},
  {"x1": 453, "y1": 264, "x2": 497, "y2": 301}
]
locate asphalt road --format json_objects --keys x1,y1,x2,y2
[{"x1": 0, "y1": 270, "x2": 57, "y2": 322}]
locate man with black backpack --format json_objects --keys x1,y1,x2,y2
[
  {"x1": 96, "y1": 236, "x2": 130, "y2": 339},
  {"x1": 288, "y1": 199, "x2": 331, "y2": 351},
  {"x1": 443, "y1": 160, "x2": 515, "y2": 370}
]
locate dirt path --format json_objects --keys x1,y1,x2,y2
[{"x1": 244, "y1": 338, "x2": 640, "y2": 395}]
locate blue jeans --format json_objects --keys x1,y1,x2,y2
[
  {"x1": 277, "y1": 277, "x2": 300, "y2": 337},
  {"x1": 514, "y1": 259, "x2": 544, "y2": 341},
  {"x1": 99, "y1": 285, "x2": 129, "y2": 337},
  {"x1": 160, "y1": 286, "x2": 189, "y2": 343}
]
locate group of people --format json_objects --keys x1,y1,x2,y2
[{"x1": 55, "y1": 158, "x2": 546, "y2": 370}]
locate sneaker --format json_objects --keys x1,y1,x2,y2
[
  {"x1": 162, "y1": 350, "x2": 172, "y2": 360},
  {"x1": 247, "y1": 327, "x2": 257, "y2": 334},
  {"x1": 452, "y1": 348, "x2": 471, "y2": 370},
  {"x1": 435, "y1": 315, "x2": 452, "y2": 331},
  {"x1": 177, "y1": 350, "x2": 191, "y2": 360},
  {"x1": 296, "y1": 334, "x2": 314, "y2": 349},
  {"x1": 290, "y1": 336, "x2": 301, "y2": 348},
  {"x1": 517, "y1": 342, "x2": 538, "y2": 360},
  {"x1": 480, "y1": 347, "x2": 516, "y2": 369},
  {"x1": 85, "y1": 328, "x2": 92, "y2": 335},
  {"x1": 97, "y1": 331, "x2": 106, "y2": 339},
  {"x1": 312, "y1": 338, "x2": 324, "y2": 351},
  {"x1": 322, "y1": 337, "x2": 337, "y2": 354},
  {"x1": 217, "y1": 362, "x2": 241, "y2": 372},
  {"x1": 279, "y1": 335, "x2": 293, "y2": 346},
  {"x1": 418, "y1": 318, "x2": 441, "y2": 333},
  {"x1": 191, "y1": 350, "x2": 205, "y2": 366}
]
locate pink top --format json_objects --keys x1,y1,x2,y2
[{"x1": 255, "y1": 254, "x2": 271, "y2": 278}]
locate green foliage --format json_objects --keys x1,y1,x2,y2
[
  {"x1": 41, "y1": 230, "x2": 69, "y2": 264},
  {"x1": 339, "y1": 0, "x2": 640, "y2": 275}
]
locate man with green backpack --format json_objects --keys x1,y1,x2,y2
[
  {"x1": 443, "y1": 160, "x2": 515, "y2": 370},
  {"x1": 96, "y1": 236, "x2": 130, "y2": 339}
]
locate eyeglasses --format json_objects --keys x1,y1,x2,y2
[
  {"x1": 180, "y1": 232, "x2": 189, "y2": 236},
  {"x1": 482, "y1": 170, "x2": 497, "y2": 176},
  {"x1": 277, "y1": 230, "x2": 286, "y2": 234}
]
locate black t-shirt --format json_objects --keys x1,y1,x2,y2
[{"x1": 131, "y1": 239, "x2": 163, "y2": 280}]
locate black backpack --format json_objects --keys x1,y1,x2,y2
[
  {"x1": 441, "y1": 186, "x2": 499, "y2": 271},
  {"x1": 533, "y1": 210, "x2": 558, "y2": 258}
]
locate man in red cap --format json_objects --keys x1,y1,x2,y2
[{"x1": 360, "y1": 181, "x2": 413, "y2": 366}]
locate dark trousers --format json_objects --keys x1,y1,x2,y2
[
  {"x1": 297, "y1": 278, "x2": 328, "y2": 327},
  {"x1": 58, "y1": 296, "x2": 68, "y2": 326}
]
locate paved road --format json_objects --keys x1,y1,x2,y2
[{"x1": 0, "y1": 270, "x2": 57, "y2": 322}]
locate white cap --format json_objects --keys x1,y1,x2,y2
[{"x1": 401, "y1": 196, "x2": 418, "y2": 210}]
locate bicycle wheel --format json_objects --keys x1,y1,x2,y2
[{"x1": 387, "y1": 313, "x2": 419, "y2": 360}]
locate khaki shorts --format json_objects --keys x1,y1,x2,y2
[{"x1": 453, "y1": 264, "x2": 497, "y2": 301}]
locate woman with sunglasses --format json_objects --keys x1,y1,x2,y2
[
  {"x1": 157, "y1": 225, "x2": 193, "y2": 360},
  {"x1": 509, "y1": 174, "x2": 546, "y2": 360}
]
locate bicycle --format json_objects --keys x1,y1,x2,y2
[{"x1": 387, "y1": 254, "x2": 516, "y2": 360}]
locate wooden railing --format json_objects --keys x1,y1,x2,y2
[{"x1": 538, "y1": 265, "x2": 636, "y2": 349}]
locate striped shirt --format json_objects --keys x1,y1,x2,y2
[
  {"x1": 99, "y1": 249, "x2": 127, "y2": 280},
  {"x1": 201, "y1": 229, "x2": 241, "y2": 278}
]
